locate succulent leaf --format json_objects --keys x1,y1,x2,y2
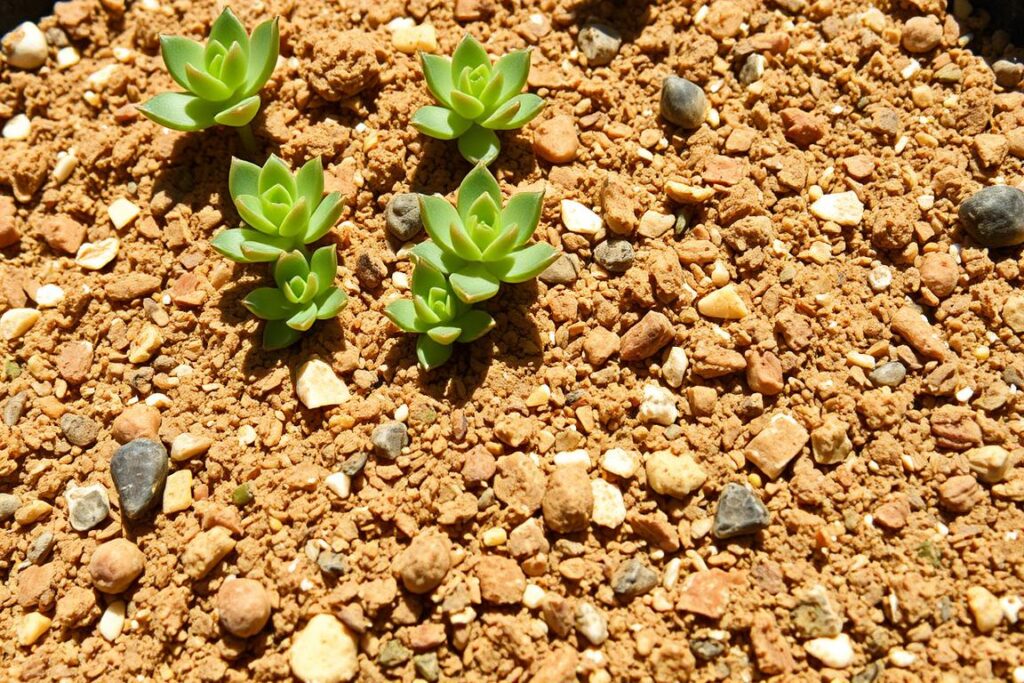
[
  {"x1": 411, "y1": 106, "x2": 472, "y2": 140},
  {"x1": 305, "y1": 192, "x2": 344, "y2": 243},
  {"x1": 386, "y1": 299, "x2": 429, "y2": 333},
  {"x1": 421, "y1": 53, "x2": 455, "y2": 107},
  {"x1": 229, "y1": 157, "x2": 261, "y2": 198},
  {"x1": 483, "y1": 93, "x2": 544, "y2": 130},
  {"x1": 309, "y1": 246, "x2": 337, "y2": 288},
  {"x1": 295, "y1": 157, "x2": 325, "y2": 214},
  {"x1": 491, "y1": 49, "x2": 531, "y2": 103},
  {"x1": 451, "y1": 34, "x2": 490, "y2": 77},
  {"x1": 209, "y1": 8, "x2": 249, "y2": 55},
  {"x1": 457, "y1": 124, "x2": 500, "y2": 165},
  {"x1": 263, "y1": 320, "x2": 302, "y2": 350},
  {"x1": 243, "y1": 287, "x2": 292, "y2": 320},
  {"x1": 492, "y1": 242, "x2": 559, "y2": 283},
  {"x1": 315, "y1": 288, "x2": 347, "y2": 319},
  {"x1": 137, "y1": 92, "x2": 220, "y2": 132},
  {"x1": 419, "y1": 194, "x2": 462, "y2": 254},
  {"x1": 457, "y1": 164, "x2": 502, "y2": 219},
  {"x1": 449, "y1": 89, "x2": 486, "y2": 121},
  {"x1": 286, "y1": 303, "x2": 318, "y2": 331},
  {"x1": 259, "y1": 155, "x2": 297, "y2": 198},
  {"x1": 159, "y1": 36, "x2": 205, "y2": 91},
  {"x1": 427, "y1": 325, "x2": 462, "y2": 345},
  {"x1": 501, "y1": 191, "x2": 544, "y2": 247},
  {"x1": 244, "y1": 17, "x2": 279, "y2": 96},
  {"x1": 184, "y1": 62, "x2": 234, "y2": 101},
  {"x1": 219, "y1": 40, "x2": 248, "y2": 91},
  {"x1": 409, "y1": 240, "x2": 465, "y2": 275},
  {"x1": 274, "y1": 251, "x2": 309, "y2": 288},
  {"x1": 416, "y1": 335, "x2": 453, "y2": 371},
  {"x1": 212, "y1": 94, "x2": 261, "y2": 126},
  {"x1": 454, "y1": 309, "x2": 496, "y2": 343},
  {"x1": 449, "y1": 264, "x2": 500, "y2": 303}
]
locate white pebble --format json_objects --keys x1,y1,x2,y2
[
  {"x1": 561, "y1": 199, "x2": 603, "y2": 235},
  {"x1": 56, "y1": 46, "x2": 80, "y2": 69},
  {"x1": 1000, "y1": 595, "x2": 1022, "y2": 623},
  {"x1": 2, "y1": 114, "x2": 30, "y2": 140},
  {"x1": 33, "y1": 284, "x2": 64, "y2": 308},
  {"x1": 3, "y1": 22, "x2": 48, "y2": 70},
  {"x1": 868, "y1": 265, "x2": 892, "y2": 291},
  {"x1": 804, "y1": 633, "x2": 855, "y2": 669},
  {"x1": 554, "y1": 449, "x2": 590, "y2": 468},
  {"x1": 237, "y1": 425, "x2": 257, "y2": 446},
  {"x1": 661, "y1": 347, "x2": 688, "y2": 388},
  {"x1": 638, "y1": 383, "x2": 678, "y2": 426},
  {"x1": 75, "y1": 238, "x2": 120, "y2": 270},
  {"x1": 393, "y1": 404, "x2": 409, "y2": 422},
  {"x1": 325, "y1": 472, "x2": 352, "y2": 499},
  {"x1": 53, "y1": 148, "x2": 78, "y2": 184},
  {"x1": 294, "y1": 359, "x2": 350, "y2": 409},
  {"x1": 600, "y1": 448, "x2": 638, "y2": 479},
  {"x1": 591, "y1": 478, "x2": 626, "y2": 528},
  {"x1": 888, "y1": 648, "x2": 916, "y2": 668},
  {"x1": 392, "y1": 271, "x2": 409, "y2": 289},
  {"x1": 0, "y1": 308, "x2": 40, "y2": 340},
  {"x1": 107, "y1": 198, "x2": 140, "y2": 230},
  {"x1": 1015, "y1": 667, "x2": 1024, "y2": 683},
  {"x1": 87, "y1": 64, "x2": 118, "y2": 91},
  {"x1": 810, "y1": 191, "x2": 864, "y2": 226},
  {"x1": 523, "y1": 584, "x2": 546, "y2": 609},
  {"x1": 98, "y1": 600, "x2": 126, "y2": 641},
  {"x1": 145, "y1": 393, "x2": 172, "y2": 408}
]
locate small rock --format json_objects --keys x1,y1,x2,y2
[
  {"x1": 691, "y1": 639, "x2": 726, "y2": 661},
  {"x1": 60, "y1": 413, "x2": 99, "y2": 447},
  {"x1": 539, "y1": 253, "x2": 578, "y2": 285},
  {"x1": 110, "y1": 439, "x2": 169, "y2": 521},
  {"x1": 16, "y1": 613, "x2": 51, "y2": 647},
  {"x1": 170, "y1": 433, "x2": 212, "y2": 461},
  {"x1": 494, "y1": 452, "x2": 546, "y2": 520},
  {"x1": 0, "y1": 195, "x2": 17, "y2": 247},
  {"x1": 542, "y1": 466, "x2": 593, "y2": 533},
  {"x1": 901, "y1": 15, "x2": 942, "y2": 53},
  {"x1": 43, "y1": 215, "x2": 87, "y2": 254},
  {"x1": 75, "y1": 237, "x2": 119, "y2": 270},
  {"x1": 371, "y1": 421, "x2": 409, "y2": 459},
  {"x1": 66, "y1": 483, "x2": 110, "y2": 531},
  {"x1": 791, "y1": 585, "x2": 843, "y2": 638},
  {"x1": 974, "y1": 134, "x2": 1008, "y2": 168},
  {"x1": 413, "y1": 653, "x2": 440, "y2": 682},
  {"x1": 744, "y1": 413, "x2": 809, "y2": 479},
  {"x1": 0, "y1": 493, "x2": 21, "y2": 520},
  {"x1": 1004, "y1": 295, "x2": 1024, "y2": 334},
  {"x1": 3, "y1": 391, "x2": 29, "y2": 426},
  {"x1": 182, "y1": 526, "x2": 236, "y2": 579},
  {"x1": 662, "y1": 347, "x2": 689, "y2": 388},
  {"x1": 111, "y1": 404, "x2": 161, "y2": 443},
  {"x1": 15, "y1": 499, "x2": 52, "y2": 525},
  {"x1": 98, "y1": 600, "x2": 126, "y2": 641},
  {"x1": 355, "y1": 251, "x2": 388, "y2": 289},
  {"x1": 638, "y1": 383, "x2": 678, "y2": 426},
  {"x1": 25, "y1": 532, "x2": 55, "y2": 564},
  {"x1": 993, "y1": 59, "x2": 1023, "y2": 88},
  {"x1": 739, "y1": 53, "x2": 766, "y2": 84},
  {"x1": 583, "y1": 327, "x2": 620, "y2": 366},
  {"x1": 385, "y1": 193, "x2": 422, "y2": 241},
  {"x1": 967, "y1": 585, "x2": 1002, "y2": 633},
  {"x1": 395, "y1": 532, "x2": 450, "y2": 593},
  {"x1": 295, "y1": 359, "x2": 350, "y2": 409},
  {"x1": 804, "y1": 633, "x2": 855, "y2": 669},
  {"x1": 577, "y1": 22, "x2": 621, "y2": 65},
  {"x1": 891, "y1": 306, "x2": 946, "y2": 360},
  {"x1": 938, "y1": 474, "x2": 984, "y2": 513},
  {"x1": 575, "y1": 602, "x2": 608, "y2": 645},
  {"x1": 3, "y1": 22, "x2": 48, "y2": 69},
  {"x1": 660, "y1": 76, "x2": 707, "y2": 129},
  {"x1": 780, "y1": 108, "x2": 825, "y2": 147},
  {"x1": 340, "y1": 452, "x2": 369, "y2": 476},
  {"x1": 620, "y1": 311, "x2": 674, "y2": 361},
  {"x1": 89, "y1": 538, "x2": 145, "y2": 593},
  {"x1": 162, "y1": 469, "x2": 193, "y2": 514},
  {"x1": 965, "y1": 445, "x2": 1011, "y2": 484},
  {"x1": 533, "y1": 115, "x2": 579, "y2": 164},
  {"x1": 561, "y1": 199, "x2": 602, "y2": 235},
  {"x1": 712, "y1": 483, "x2": 770, "y2": 539},
  {"x1": 919, "y1": 252, "x2": 958, "y2": 298},
  {"x1": 810, "y1": 191, "x2": 864, "y2": 226},
  {"x1": 698, "y1": 284, "x2": 749, "y2": 319},
  {"x1": 289, "y1": 614, "x2": 360, "y2": 683},
  {"x1": 590, "y1": 479, "x2": 626, "y2": 528},
  {"x1": 611, "y1": 559, "x2": 658, "y2": 598},
  {"x1": 593, "y1": 239, "x2": 634, "y2": 272},
  {"x1": 601, "y1": 174, "x2": 638, "y2": 234},
  {"x1": 677, "y1": 569, "x2": 733, "y2": 619},
  {"x1": 646, "y1": 451, "x2": 706, "y2": 499},
  {"x1": 477, "y1": 555, "x2": 526, "y2": 604},
  {"x1": 0, "y1": 308, "x2": 40, "y2": 341},
  {"x1": 600, "y1": 448, "x2": 638, "y2": 478},
  {"x1": 868, "y1": 361, "x2": 906, "y2": 387},
  {"x1": 317, "y1": 550, "x2": 348, "y2": 576},
  {"x1": 745, "y1": 350, "x2": 784, "y2": 395},
  {"x1": 959, "y1": 185, "x2": 1024, "y2": 248},
  {"x1": 217, "y1": 578, "x2": 271, "y2": 637},
  {"x1": 379, "y1": 640, "x2": 411, "y2": 668},
  {"x1": 324, "y1": 472, "x2": 352, "y2": 499}
]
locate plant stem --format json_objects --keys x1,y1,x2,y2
[{"x1": 237, "y1": 123, "x2": 258, "y2": 158}]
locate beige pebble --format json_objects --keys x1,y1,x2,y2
[
  {"x1": 645, "y1": 451, "x2": 706, "y2": 499},
  {"x1": 98, "y1": 600, "x2": 126, "y2": 641},
  {"x1": 1003, "y1": 296, "x2": 1024, "y2": 334},
  {"x1": 162, "y1": 470, "x2": 193, "y2": 514},
  {"x1": 170, "y1": 433, "x2": 212, "y2": 461},
  {"x1": 128, "y1": 324, "x2": 162, "y2": 364},
  {"x1": 561, "y1": 199, "x2": 603, "y2": 235},
  {"x1": 107, "y1": 198, "x2": 140, "y2": 230},
  {"x1": 289, "y1": 613, "x2": 360, "y2": 683},
  {"x1": 965, "y1": 446, "x2": 1011, "y2": 484},
  {"x1": 89, "y1": 538, "x2": 145, "y2": 593},
  {"x1": 665, "y1": 180, "x2": 715, "y2": 203},
  {"x1": 967, "y1": 586, "x2": 1002, "y2": 633},
  {"x1": 15, "y1": 499, "x2": 52, "y2": 525},
  {"x1": 182, "y1": 526, "x2": 236, "y2": 580},
  {"x1": 1, "y1": 308, "x2": 41, "y2": 341},
  {"x1": 745, "y1": 413, "x2": 809, "y2": 479},
  {"x1": 392, "y1": 24, "x2": 437, "y2": 54},
  {"x1": 810, "y1": 191, "x2": 864, "y2": 226},
  {"x1": 295, "y1": 359, "x2": 350, "y2": 409},
  {"x1": 697, "y1": 284, "x2": 749, "y2": 319},
  {"x1": 217, "y1": 578, "x2": 271, "y2": 637},
  {"x1": 17, "y1": 612, "x2": 51, "y2": 646},
  {"x1": 76, "y1": 237, "x2": 120, "y2": 270}
]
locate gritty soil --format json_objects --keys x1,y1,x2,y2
[{"x1": 1, "y1": 0, "x2": 1024, "y2": 681}]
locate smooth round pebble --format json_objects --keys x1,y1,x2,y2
[
  {"x1": 371, "y1": 421, "x2": 408, "y2": 459},
  {"x1": 385, "y1": 193, "x2": 422, "y2": 241},
  {"x1": 958, "y1": 185, "x2": 1024, "y2": 248},
  {"x1": 60, "y1": 413, "x2": 99, "y2": 447},
  {"x1": 594, "y1": 239, "x2": 635, "y2": 273},
  {"x1": 3, "y1": 22, "x2": 48, "y2": 70},
  {"x1": 542, "y1": 466, "x2": 593, "y2": 533},
  {"x1": 611, "y1": 559, "x2": 658, "y2": 598},
  {"x1": 577, "y1": 23, "x2": 621, "y2": 66},
  {"x1": 110, "y1": 439, "x2": 169, "y2": 521},
  {"x1": 901, "y1": 16, "x2": 942, "y2": 53},
  {"x1": 395, "y1": 532, "x2": 450, "y2": 593},
  {"x1": 539, "y1": 254, "x2": 578, "y2": 286},
  {"x1": 0, "y1": 492, "x2": 21, "y2": 520},
  {"x1": 217, "y1": 578, "x2": 271, "y2": 637},
  {"x1": 289, "y1": 614, "x2": 360, "y2": 683},
  {"x1": 89, "y1": 538, "x2": 145, "y2": 593},
  {"x1": 660, "y1": 76, "x2": 707, "y2": 129},
  {"x1": 868, "y1": 361, "x2": 906, "y2": 387}
]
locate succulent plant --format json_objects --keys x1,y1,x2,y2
[
  {"x1": 243, "y1": 247, "x2": 347, "y2": 350},
  {"x1": 385, "y1": 262, "x2": 495, "y2": 370},
  {"x1": 412, "y1": 34, "x2": 544, "y2": 165},
  {"x1": 212, "y1": 154, "x2": 344, "y2": 263},
  {"x1": 412, "y1": 164, "x2": 558, "y2": 304},
  {"x1": 138, "y1": 8, "x2": 279, "y2": 153}
]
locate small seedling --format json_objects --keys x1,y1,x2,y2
[
  {"x1": 138, "y1": 8, "x2": 279, "y2": 154},
  {"x1": 385, "y1": 262, "x2": 495, "y2": 370},
  {"x1": 212, "y1": 154, "x2": 344, "y2": 263},
  {"x1": 412, "y1": 34, "x2": 544, "y2": 165},
  {"x1": 242, "y1": 247, "x2": 347, "y2": 349},
  {"x1": 413, "y1": 164, "x2": 558, "y2": 304}
]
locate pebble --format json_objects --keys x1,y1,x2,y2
[
  {"x1": 577, "y1": 23, "x2": 621, "y2": 66},
  {"x1": 371, "y1": 421, "x2": 408, "y2": 459},
  {"x1": 919, "y1": 252, "x2": 958, "y2": 298},
  {"x1": 0, "y1": 493, "x2": 22, "y2": 520},
  {"x1": 561, "y1": 199, "x2": 603, "y2": 235},
  {"x1": 868, "y1": 265, "x2": 892, "y2": 292},
  {"x1": 810, "y1": 191, "x2": 864, "y2": 226},
  {"x1": 0, "y1": 308, "x2": 40, "y2": 341},
  {"x1": 611, "y1": 559, "x2": 658, "y2": 598},
  {"x1": 967, "y1": 586, "x2": 1003, "y2": 633},
  {"x1": 182, "y1": 526, "x2": 236, "y2": 579},
  {"x1": 476, "y1": 555, "x2": 526, "y2": 604},
  {"x1": 341, "y1": 452, "x2": 369, "y2": 476},
  {"x1": 780, "y1": 108, "x2": 825, "y2": 146},
  {"x1": 26, "y1": 531, "x2": 55, "y2": 564},
  {"x1": 107, "y1": 198, "x2": 140, "y2": 230},
  {"x1": 661, "y1": 347, "x2": 688, "y2": 388},
  {"x1": 3, "y1": 22, "x2": 48, "y2": 69},
  {"x1": 698, "y1": 284, "x2": 749, "y2": 319},
  {"x1": 645, "y1": 451, "x2": 706, "y2": 499},
  {"x1": 385, "y1": 193, "x2": 422, "y2": 241},
  {"x1": 993, "y1": 59, "x2": 1024, "y2": 88},
  {"x1": 868, "y1": 361, "x2": 906, "y2": 387},
  {"x1": 958, "y1": 185, "x2": 1024, "y2": 247},
  {"x1": 170, "y1": 433, "x2": 212, "y2": 461},
  {"x1": 3, "y1": 391, "x2": 28, "y2": 426},
  {"x1": 15, "y1": 499, "x2": 52, "y2": 525},
  {"x1": 98, "y1": 600, "x2": 126, "y2": 641},
  {"x1": 533, "y1": 115, "x2": 579, "y2": 164},
  {"x1": 542, "y1": 465, "x2": 593, "y2": 533},
  {"x1": 112, "y1": 404, "x2": 161, "y2": 443},
  {"x1": 600, "y1": 448, "x2": 638, "y2": 478},
  {"x1": 539, "y1": 253, "x2": 578, "y2": 285},
  {"x1": 110, "y1": 439, "x2": 169, "y2": 521},
  {"x1": 89, "y1": 538, "x2": 145, "y2": 593},
  {"x1": 712, "y1": 483, "x2": 770, "y2": 539},
  {"x1": 677, "y1": 569, "x2": 733, "y2": 619},
  {"x1": 583, "y1": 327, "x2": 620, "y2": 366},
  {"x1": 620, "y1": 311, "x2": 674, "y2": 361},
  {"x1": 17, "y1": 613, "x2": 51, "y2": 646},
  {"x1": 590, "y1": 479, "x2": 626, "y2": 528},
  {"x1": 162, "y1": 469, "x2": 193, "y2": 514},
  {"x1": 379, "y1": 640, "x2": 411, "y2": 668},
  {"x1": 75, "y1": 237, "x2": 119, "y2": 270},
  {"x1": 660, "y1": 76, "x2": 707, "y2": 129},
  {"x1": 295, "y1": 359, "x2": 350, "y2": 409},
  {"x1": 744, "y1": 413, "x2": 809, "y2": 479},
  {"x1": 325, "y1": 471, "x2": 352, "y2": 499},
  {"x1": 901, "y1": 15, "x2": 942, "y2": 53},
  {"x1": 66, "y1": 483, "x2": 110, "y2": 531},
  {"x1": 593, "y1": 239, "x2": 634, "y2": 272},
  {"x1": 965, "y1": 445, "x2": 1011, "y2": 484},
  {"x1": 804, "y1": 633, "x2": 855, "y2": 669},
  {"x1": 691, "y1": 639, "x2": 726, "y2": 661},
  {"x1": 217, "y1": 578, "x2": 271, "y2": 637},
  {"x1": 739, "y1": 53, "x2": 766, "y2": 84},
  {"x1": 61, "y1": 413, "x2": 99, "y2": 447},
  {"x1": 638, "y1": 383, "x2": 678, "y2": 426},
  {"x1": 391, "y1": 23, "x2": 437, "y2": 54},
  {"x1": 289, "y1": 614, "x2": 360, "y2": 683},
  {"x1": 413, "y1": 653, "x2": 440, "y2": 682},
  {"x1": 791, "y1": 585, "x2": 843, "y2": 638},
  {"x1": 395, "y1": 532, "x2": 450, "y2": 593},
  {"x1": 34, "y1": 284, "x2": 64, "y2": 308},
  {"x1": 745, "y1": 349, "x2": 784, "y2": 395},
  {"x1": 317, "y1": 550, "x2": 347, "y2": 576},
  {"x1": 56, "y1": 341, "x2": 93, "y2": 384},
  {"x1": 2, "y1": 113, "x2": 31, "y2": 140},
  {"x1": 575, "y1": 602, "x2": 608, "y2": 645},
  {"x1": 355, "y1": 251, "x2": 388, "y2": 289},
  {"x1": 891, "y1": 306, "x2": 946, "y2": 360}
]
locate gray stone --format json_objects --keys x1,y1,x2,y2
[
  {"x1": 26, "y1": 531, "x2": 55, "y2": 564},
  {"x1": 66, "y1": 483, "x2": 110, "y2": 532},
  {"x1": 110, "y1": 439, "x2": 169, "y2": 521},
  {"x1": 790, "y1": 584, "x2": 843, "y2": 638},
  {"x1": 378, "y1": 639, "x2": 411, "y2": 668},
  {"x1": 594, "y1": 239, "x2": 634, "y2": 273},
  {"x1": 3, "y1": 391, "x2": 29, "y2": 426},
  {"x1": 575, "y1": 601, "x2": 608, "y2": 645},
  {"x1": 340, "y1": 452, "x2": 368, "y2": 476},
  {"x1": 690, "y1": 638, "x2": 726, "y2": 661},
  {"x1": 413, "y1": 653, "x2": 440, "y2": 682},
  {"x1": 539, "y1": 253, "x2": 578, "y2": 285},
  {"x1": 958, "y1": 185, "x2": 1024, "y2": 248},
  {"x1": 712, "y1": 483, "x2": 770, "y2": 539},
  {"x1": 993, "y1": 59, "x2": 1023, "y2": 88},
  {"x1": 371, "y1": 422, "x2": 408, "y2": 460},
  {"x1": 739, "y1": 53, "x2": 766, "y2": 85},
  {"x1": 61, "y1": 413, "x2": 100, "y2": 447},
  {"x1": 611, "y1": 558, "x2": 658, "y2": 598},
  {"x1": 317, "y1": 550, "x2": 347, "y2": 576},
  {"x1": 868, "y1": 361, "x2": 906, "y2": 387},
  {"x1": 660, "y1": 76, "x2": 707, "y2": 129},
  {"x1": 0, "y1": 493, "x2": 20, "y2": 520},
  {"x1": 577, "y1": 23, "x2": 621, "y2": 66},
  {"x1": 386, "y1": 193, "x2": 422, "y2": 241}
]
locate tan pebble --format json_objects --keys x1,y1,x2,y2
[
  {"x1": 1003, "y1": 296, "x2": 1024, "y2": 334},
  {"x1": 665, "y1": 179, "x2": 715, "y2": 203},
  {"x1": 810, "y1": 191, "x2": 864, "y2": 226},
  {"x1": 182, "y1": 526, "x2": 236, "y2": 580},
  {"x1": 75, "y1": 237, "x2": 119, "y2": 270},
  {"x1": 111, "y1": 404, "x2": 161, "y2": 443},
  {"x1": 392, "y1": 24, "x2": 437, "y2": 54},
  {"x1": 965, "y1": 446, "x2": 1011, "y2": 484},
  {"x1": 561, "y1": 199, "x2": 603, "y2": 235},
  {"x1": 533, "y1": 115, "x2": 579, "y2": 163},
  {"x1": 17, "y1": 612, "x2": 51, "y2": 647},
  {"x1": 107, "y1": 198, "x2": 140, "y2": 229},
  {"x1": 967, "y1": 586, "x2": 1002, "y2": 633},
  {"x1": 217, "y1": 578, "x2": 271, "y2": 637},
  {"x1": 919, "y1": 252, "x2": 958, "y2": 299},
  {"x1": 542, "y1": 465, "x2": 593, "y2": 533},
  {"x1": 289, "y1": 614, "x2": 360, "y2": 683},
  {"x1": 98, "y1": 600, "x2": 126, "y2": 641},
  {"x1": 170, "y1": 433, "x2": 212, "y2": 461},
  {"x1": 974, "y1": 134, "x2": 1008, "y2": 168},
  {"x1": 697, "y1": 284, "x2": 749, "y2": 319},
  {"x1": 295, "y1": 359, "x2": 350, "y2": 409},
  {"x1": 476, "y1": 555, "x2": 526, "y2": 604},
  {"x1": 525, "y1": 384, "x2": 551, "y2": 408},
  {"x1": 128, "y1": 324, "x2": 162, "y2": 364},
  {"x1": 14, "y1": 499, "x2": 52, "y2": 525},
  {"x1": 891, "y1": 306, "x2": 946, "y2": 360},
  {"x1": 745, "y1": 413, "x2": 809, "y2": 479},
  {"x1": 619, "y1": 311, "x2": 673, "y2": 361},
  {"x1": 645, "y1": 451, "x2": 706, "y2": 499},
  {"x1": 162, "y1": 470, "x2": 193, "y2": 514},
  {"x1": 637, "y1": 210, "x2": 675, "y2": 238},
  {"x1": 394, "y1": 531, "x2": 450, "y2": 593},
  {"x1": 0, "y1": 308, "x2": 40, "y2": 340},
  {"x1": 89, "y1": 539, "x2": 145, "y2": 593}
]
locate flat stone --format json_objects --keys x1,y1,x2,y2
[
  {"x1": 60, "y1": 413, "x2": 99, "y2": 447},
  {"x1": 385, "y1": 193, "x2": 422, "y2": 241},
  {"x1": 533, "y1": 115, "x2": 579, "y2": 164},
  {"x1": 676, "y1": 569, "x2": 733, "y2": 619},
  {"x1": 712, "y1": 483, "x2": 770, "y2": 539},
  {"x1": 959, "y1": 185, "x2": 1024, "y2": 247},
  {"x1": 295, "y1": 359, "x2": 350, "y2": 409},
  {"x1": 891, "y1": 306, "x2": 946, "y2": 360},
  {"x1": 660, "y1": 76, "x2": 706, "y2": 129},
  {"x1": 646, "y1": 451, "x2": 706, "y2": 499},
  {"x1": 3, "y1": 391, "x2": 29, "y2": 426},
  {"x1": 476, "y1": 555, "x2": 526, "y2": 604},
  {"x1": 611, "y1": 559, "x2": 658, "y2": 598},
  {"x1": 317, "y1": 550, "x2": 348, "y2": 576},
  {"x1": 791, "y1": 585, "x2": 843, "y2": 638},
  {"x1": 620, "y1": 311, "x2": 674, "y2": 361},
  {"x1": 65, "y1": 483, "x2": 110, "y2": 531},
  {"x1": 26, "y1": 531, "x2": 55, "y2": 564},
  {"x1": 577, "y1": 22, "x2": 621, "y2": 66},
  {"x1": 110, "y1": 439, "x2": 169, "y2": 521},
  {"x1": 0, "y1": 493, "x2": 21, "y2": 520},
  {"x1": 744, "y1": 413, "x2": 809, "y2": 479},
  {"x1": 539, "y1": 253, "x2": 578, "y2": 285},
  {"x1": 371, "y1": 421, "x2": 408, "y2": 459},
  {"x1": 413, "y1": 653, "x2": 440, "y2": 682},
  {"x1": 593, "y1": 239, "x2": 634, "y2": 272}
]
